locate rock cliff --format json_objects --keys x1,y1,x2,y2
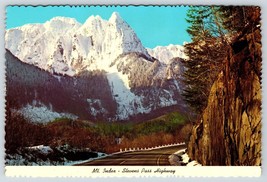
[{"x1": 187, "y1": 25, "x2": 262, "y2": 165}]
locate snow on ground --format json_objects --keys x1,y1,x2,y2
[
  {"x1": 6, "y1": 153, "x2": 105, "y2": 166},
  {"x1": 187, "y1": 160, "x2": 202, "y2": 166},
  {"x1": 181, "y1": 152, "x2": 190, "y2": 164},
  {"x1": 27, "y1": 145, "x2": 53, "y2": 155},
  {"x1": 16, "y1": 103, "x2": 78, "y2": 123},
  {"x1": 169, "y1": 148, "x2": 202, "y2": 166},
  {"x1": 6, "y1": 145, "x2": 106, "y2": 166}
]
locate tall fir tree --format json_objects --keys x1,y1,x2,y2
[
  {"x1": 185, "y1": 6, "x2": 213, "y2": 42},
  {"x1": 181, "y1": 6, "x2": 260, "y2": 114},
  {"x1": 218, "y1": 6, "x2": 247, "y2": 33},
  {"x1": 182, "y1": 6, "x2": 228, "y2": 114}
]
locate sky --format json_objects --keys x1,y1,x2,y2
[{"x1": 6, "y1": 6, "x2": 191, "y2": 48}]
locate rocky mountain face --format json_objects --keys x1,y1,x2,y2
[
  {"x1": 5, "y1": 12, "x2": 188, "y2": 122},
  {"x1": 6, "y1": 50, "x2": 117, "y2": 122},
  {"x1": 187, "y1": 26, "x2": 261, "y2": 165},
  {"x1": 5, "y1": 12, "x2": 151, "y2": 76}
]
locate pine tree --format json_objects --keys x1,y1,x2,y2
[
  {"x1": 182, "y1": 6, "x2": 228, "y2": 113},
  {"x1": 219, "y1": 6, "x2": 261, "y2": 35},
  {"x1": 181, "y1": 6, "x2": 260, "y2": 114},
  {"x1": 218, "y1": 6, "x2": 247, "y2": 33},
  {"x1": 186, "y1": 6, "x2": 213, "y2": 42}
]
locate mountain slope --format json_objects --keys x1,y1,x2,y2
[
  {"x1": 6, "y1": 50, "x2": 116, "y2": 122},
  {"x1": 6, "y1": 12, "x2": 188, "y2": 121}
]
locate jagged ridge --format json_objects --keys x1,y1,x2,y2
[{"x1": 5, "y1": 12, "x2": 188, "y2": 121}]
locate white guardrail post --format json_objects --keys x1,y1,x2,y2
[{"x1": 117, "y1": 142, "x2": 186, "y2": 153}]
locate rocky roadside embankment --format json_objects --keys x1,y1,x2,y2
[{"x1": 187, "y1": 13, "x2": 261, "y2": 165}]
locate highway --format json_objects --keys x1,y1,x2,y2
[{"x1": 76, "y1": 145, "x2": 185, "y2": 166}]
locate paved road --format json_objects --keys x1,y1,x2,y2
[{"x1": 76, "y1": 145, "x2": 185, "y2": 166}]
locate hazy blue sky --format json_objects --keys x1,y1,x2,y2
[{"x1": 6, "y1": 6, "x2": 191, "y2": 48}]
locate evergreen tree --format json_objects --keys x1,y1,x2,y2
[
  {"x1": 219, "y1": 6, "x2": 261, "y2": 34},
  {"x1": 219, "y1": 6, "x2": 247, "y2": 33},
  {"x1": 182, "y1": 6, "x2": 228, "y2": 113},
  {"x1": 186, "y1": 6, "x2": 213, "y2": 42},
  {"x1": 181, "y1": 6, "x2": 260, "y2": 114}
]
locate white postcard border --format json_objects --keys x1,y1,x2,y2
[
  {"x1": 5, "y1": 166, "x2": 261, "y2": 177},
  {"x1": 1, "y1": 0, "x2": 266, "y2": 181}
]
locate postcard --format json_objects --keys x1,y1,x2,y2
[{"x1": 4, "y1": 5, "x2": 262, "y2": 177}]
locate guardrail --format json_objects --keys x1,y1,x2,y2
[{"x1": 114, "y1": 142, "x2": 185, "y2": 154}]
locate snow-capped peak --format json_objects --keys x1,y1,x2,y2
[
  {"x1": 44, "y1": 16, "x2": 81, "y2": 31},
  {"x1": 6, "y1": 12, "x2": 188, "y2": 121},
  {"x1": 147, "y1": 44, "x2": 187, "y2": 64},
  {"x1": 46, "y1": 16, "x2": 80, "y2": 25},
  {"x1": 109, "y1": 12, "x2": 124, "y2": 24},
  {"x1": 5, "y1": 12, "x2": 151, "y2": 76},
  {"x1": 82, "y1": 15, "x2": 105, "y2": 29}
]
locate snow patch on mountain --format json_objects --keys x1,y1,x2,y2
[
  {"x1": 16, "y1": 103, "x2": 78, "y2": 123},
  {"x1": 147, "y1": 44, "x2": 187, "y2": 64},
  {"x1": 87, "y1": 99, "x2": 108, "y2": 117},
  {"x1": 159, "y1": 90, "x2": 178, "y2": 107},
  {"x1": 107, "y1": 71, "x2": 151, "y2": 120},
  {"x1": 90, "y1": 56, "x2": 151, "y2": 120}
]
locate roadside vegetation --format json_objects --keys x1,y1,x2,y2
[{"x1": 6, "y1": 109, "x2": 192, "y2": 154}]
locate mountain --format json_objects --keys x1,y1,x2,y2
[
  {"x1": 5, "y1": 12, "x2": 150, "y2": 76},
  {"x1": 6, "y1": 49, "x2": 117, "y2": 122},
  {"x1": 5, "y1": 12, "x2": 188, "y2": 122},
  {"x1": 147, "y1": 44, "x2": 187, "y2": 64}
]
